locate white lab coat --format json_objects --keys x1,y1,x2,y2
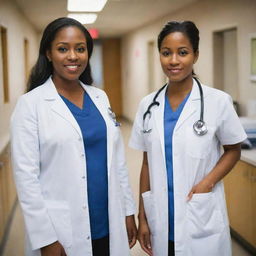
[
  {"x1": 129, "y1": 79, "x2": 247, "y2": 256},
  {"x1": 11, "y1": 77, "x2": 136, "y2": 256}
]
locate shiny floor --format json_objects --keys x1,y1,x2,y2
[{"x1": 3, "y1": 121, "x2": 252, "y2": 256}]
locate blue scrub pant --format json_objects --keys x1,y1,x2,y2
[{"x1": 92, "y1": 235, "x2": 109, "y2": 256}]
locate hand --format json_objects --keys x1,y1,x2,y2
[
  {"x1": 187, "y1": 179, "x2": 214, "y2": 201},
  {"x1": 41, "y1": 241, "x2": 67, "y2": 256},
  {"x1": 137, "y1": 219, "x2": 153, "y2": 256},
  {"x1": 126, "y1": 215, "x2": 137, "y2": 248}
]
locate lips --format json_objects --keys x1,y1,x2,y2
[
  {"x1": 167, "y1": 68, "x2": 182, "y2": 74},
  {"x1": 64, "y1": 64, "x2": 81, "y2": 72}
]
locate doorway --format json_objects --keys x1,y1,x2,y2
[{"x1": 213, "y1": 28, "x2": 238, "y2": 102}]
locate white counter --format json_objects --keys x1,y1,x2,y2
[{"x1": 241, "y1": 149, "x2": 256, "y2": 166}]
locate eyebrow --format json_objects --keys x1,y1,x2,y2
[
  {"x1": 55, "y1": 42, "x2": 86, "y2": 46},
  {"x1": 161, "y1": 46, "x2": 189, "y2": 50}
]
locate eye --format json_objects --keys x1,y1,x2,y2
[
  {"x1": 58, "y1": 47, "x2": 67, "y2": 53},
  {"x1": 161, "y1": 50, "x2": 170, "y2": 57},
  {"x1": 76, "y1": 47, "x2": 86, "y2": 53},
  {"x1": 179, "y1": 49, "x2": 188, "y2": 56}
]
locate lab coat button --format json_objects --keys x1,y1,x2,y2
[
  {"x1": 87, "y1": 236, "x2": 90, "y2": 240},
  {"x1": 82, "y1": 176, "x2": 85, "y2": 179},
  {"x1": 81, "y1": 153, "x2": 85, "y2": 157}
]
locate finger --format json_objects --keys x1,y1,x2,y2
[
  {"x1": 129, "y1": 236, "x2": 136, "y2": 248},
  {"x1": 129, "y1": 229, "x2": 137, "y2": 248},
  {"x1": 187, "y1": 190, "x2": 194, "y2": 201},
  {"x1": 140, "y1": 234, "x2": 152, "y2": 256},
  {"x1": 60, "y1": 245, "x2": 67, "y2": 256}
]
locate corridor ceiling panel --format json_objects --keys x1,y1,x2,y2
[{"x1": 14, "y1": 0, "x2": 197, "y2": 37}]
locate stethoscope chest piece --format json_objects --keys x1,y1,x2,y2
[{"x1": 193, "y1": 120, "x2": 208, "y2": 136}]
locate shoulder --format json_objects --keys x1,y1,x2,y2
[
  {"x1": 202, "y1": 84, "x2": 232, "y2": 104},
  {"x1": 138, "y1": 90, "x2": 160, "y2": 108},
  {"x1": 17, "y1": 83, "x2": 47, "y2": 106}
]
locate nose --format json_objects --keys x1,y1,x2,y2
[
  {"x1": 67, "y1": 49, "x2": 78, "y2": 61},
  {"x1": 169, "y1": 53, "x2": 179, "y2": 66}
]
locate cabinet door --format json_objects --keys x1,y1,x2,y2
[
  {"x1": 224, "y1": 161, "x2": 255, "y2": 246},
  {"x1": 0, "y1": 159, "x2": 5, "y2": 241}
]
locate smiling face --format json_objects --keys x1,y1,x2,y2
[
  {"x1": 159, "y1": 32, "x2": 198, "y2": 84},
  {"x1": 46, "y1": 26, "x2": 88, "y2": 85}
]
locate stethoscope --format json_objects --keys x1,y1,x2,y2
[
  {"x1": 108, "y1": 107, "x2": 121, "y2": 127},
  {"x1": 142, "y1": 77, "x2": 208, "y2": 136}
]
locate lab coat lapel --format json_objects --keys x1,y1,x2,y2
[
  {"x1": 174, "y1": 79, "x2": 199, "y2": 131},
  {"x1": 43, "y1": 78, "x2": 82, "y2": 138},
  {"x1": 153, "y1": 86, "x2": 168, "y2": 165},
  {"x1": 81, "y1": 84, "x2": 113, "y2": 176}
]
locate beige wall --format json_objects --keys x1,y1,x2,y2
[
  {"x1": 121, "y1": 0, "x2": 256, "y2": 121},
  {"x1": 0, "y1": 0, "x2": 39, "y2": 153}
]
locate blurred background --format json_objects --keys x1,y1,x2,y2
[{"x1": 0, "y1": 0, "x2": 255, "y2": 255}]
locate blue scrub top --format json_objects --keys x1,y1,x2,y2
[
  {"x1": 61, "y1": 92, "x2": 109, "y2": 240},
  {"x1": 164, "y1": 92, "x2": 190, "y2": 241}
]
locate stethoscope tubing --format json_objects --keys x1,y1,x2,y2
[{"x1": 142, "y1": 77, "x2": 207, "y2": 135}]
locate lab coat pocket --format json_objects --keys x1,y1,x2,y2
[
  {"x1": 45, "y1": 200, "x2": 73, "y2": 248},
  {"x1": 185, "y1": 126, "x2": 215, "y2": 159},
  {"x1": 187, "y1": 192, "x2": 224, "y2": 238},
  {"x1": 142, "y1": 191, "x2": 157, "y2": 235}
]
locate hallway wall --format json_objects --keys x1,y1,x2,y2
[
  {"x1": 0, "y1": 0, "x2": 39, "y2": 153},
  {"x1": 121, "y1": 0, "x2": 256, "y2": 121}
]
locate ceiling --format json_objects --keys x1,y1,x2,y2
[{"x1": 14, "y1": 0, "x2": 197, "y2": 37}]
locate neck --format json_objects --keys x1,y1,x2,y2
[
  {"x1": 167, "y1": 75, "x2": 193, "y2": 96},
  {"x1": 52, "y1": 76, "x2": 83, "y2": 95}
]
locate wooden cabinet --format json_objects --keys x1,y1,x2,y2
[
  {"x1": 224, "y1": 160, "x2": 256, "y2": 249},
  {"x1": 0, "y1": 145, "x2": 16, "y2": 244}
]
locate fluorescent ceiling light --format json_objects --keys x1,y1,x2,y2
[
  {"x1": 67, "y1": 0, "x2": 108, "y2": 12},
  {"x1": 68, "y1": 13, "x2": 98, "y2": 24}
]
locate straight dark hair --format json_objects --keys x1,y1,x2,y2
[{"x1": 27, "y1": 17, "x2": 93, "y2": 91}]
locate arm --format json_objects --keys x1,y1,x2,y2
[
  {"x1": 41, "y1": 242, "x2": 66, "y2": 256},
  {"x1": 187, "y1": 143, "x2": 241, "y2": 199},
  {"x1": 115, "y1": 131, "x2": 137, "y2": 248},
  {"x1": 102, "y1": 90, "x2": 137, "y2": 248},
  {"x1": 137, "y1": 152, "x2": 152, "y2": 256}
]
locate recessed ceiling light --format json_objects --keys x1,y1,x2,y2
[
  {"x1": 67, "y1": 0, "x2": 108, "y2": 12},
  {"x1": 67, "y1": 13, "x2": 98, "y2": 24}
]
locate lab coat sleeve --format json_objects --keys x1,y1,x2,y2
[
  {"x1": 128, "y1": 98, "x2": 147, "y2": 152},
  {"x1": 116, "y1": 133, "x2": 136, "y2": 216},
  {"x1": 10, "y1": 95, "x2": 58, "y2": 250},
  {"x1": 102, "y1": 91, "x2": 136, "y2": 216},
  {"x1": 216, "y1": 95, "x2": 247, "y2": 145}
]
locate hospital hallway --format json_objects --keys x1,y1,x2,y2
[
  {"x1": 1, "y1": 0, "x2": 256, "y2": 255},
  {"x1": 0, "y1": 120, "x2": 252, "y2": 256}
]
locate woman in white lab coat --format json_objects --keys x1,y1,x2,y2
[
  {"x1": 129, "y1": 21, "x2": 246, "y2": 256},
  {"x1": 11, "y1": 17, "x2": 137, "y2": 256}
]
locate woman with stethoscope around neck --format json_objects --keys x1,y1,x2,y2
[{"x1": 129, "y1": 21, "x2": 246, "y2": 256}]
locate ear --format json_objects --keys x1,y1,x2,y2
[
  {"x1": 46, "y1": 50, "x2": 52, "y2": 62},
  {"x1": 193, "y1": 50, "x2": 199, "y2": 64}
]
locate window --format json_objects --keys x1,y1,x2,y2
[{"x1": 0, "y1": 26, "x2": 9, "y2": 103}]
